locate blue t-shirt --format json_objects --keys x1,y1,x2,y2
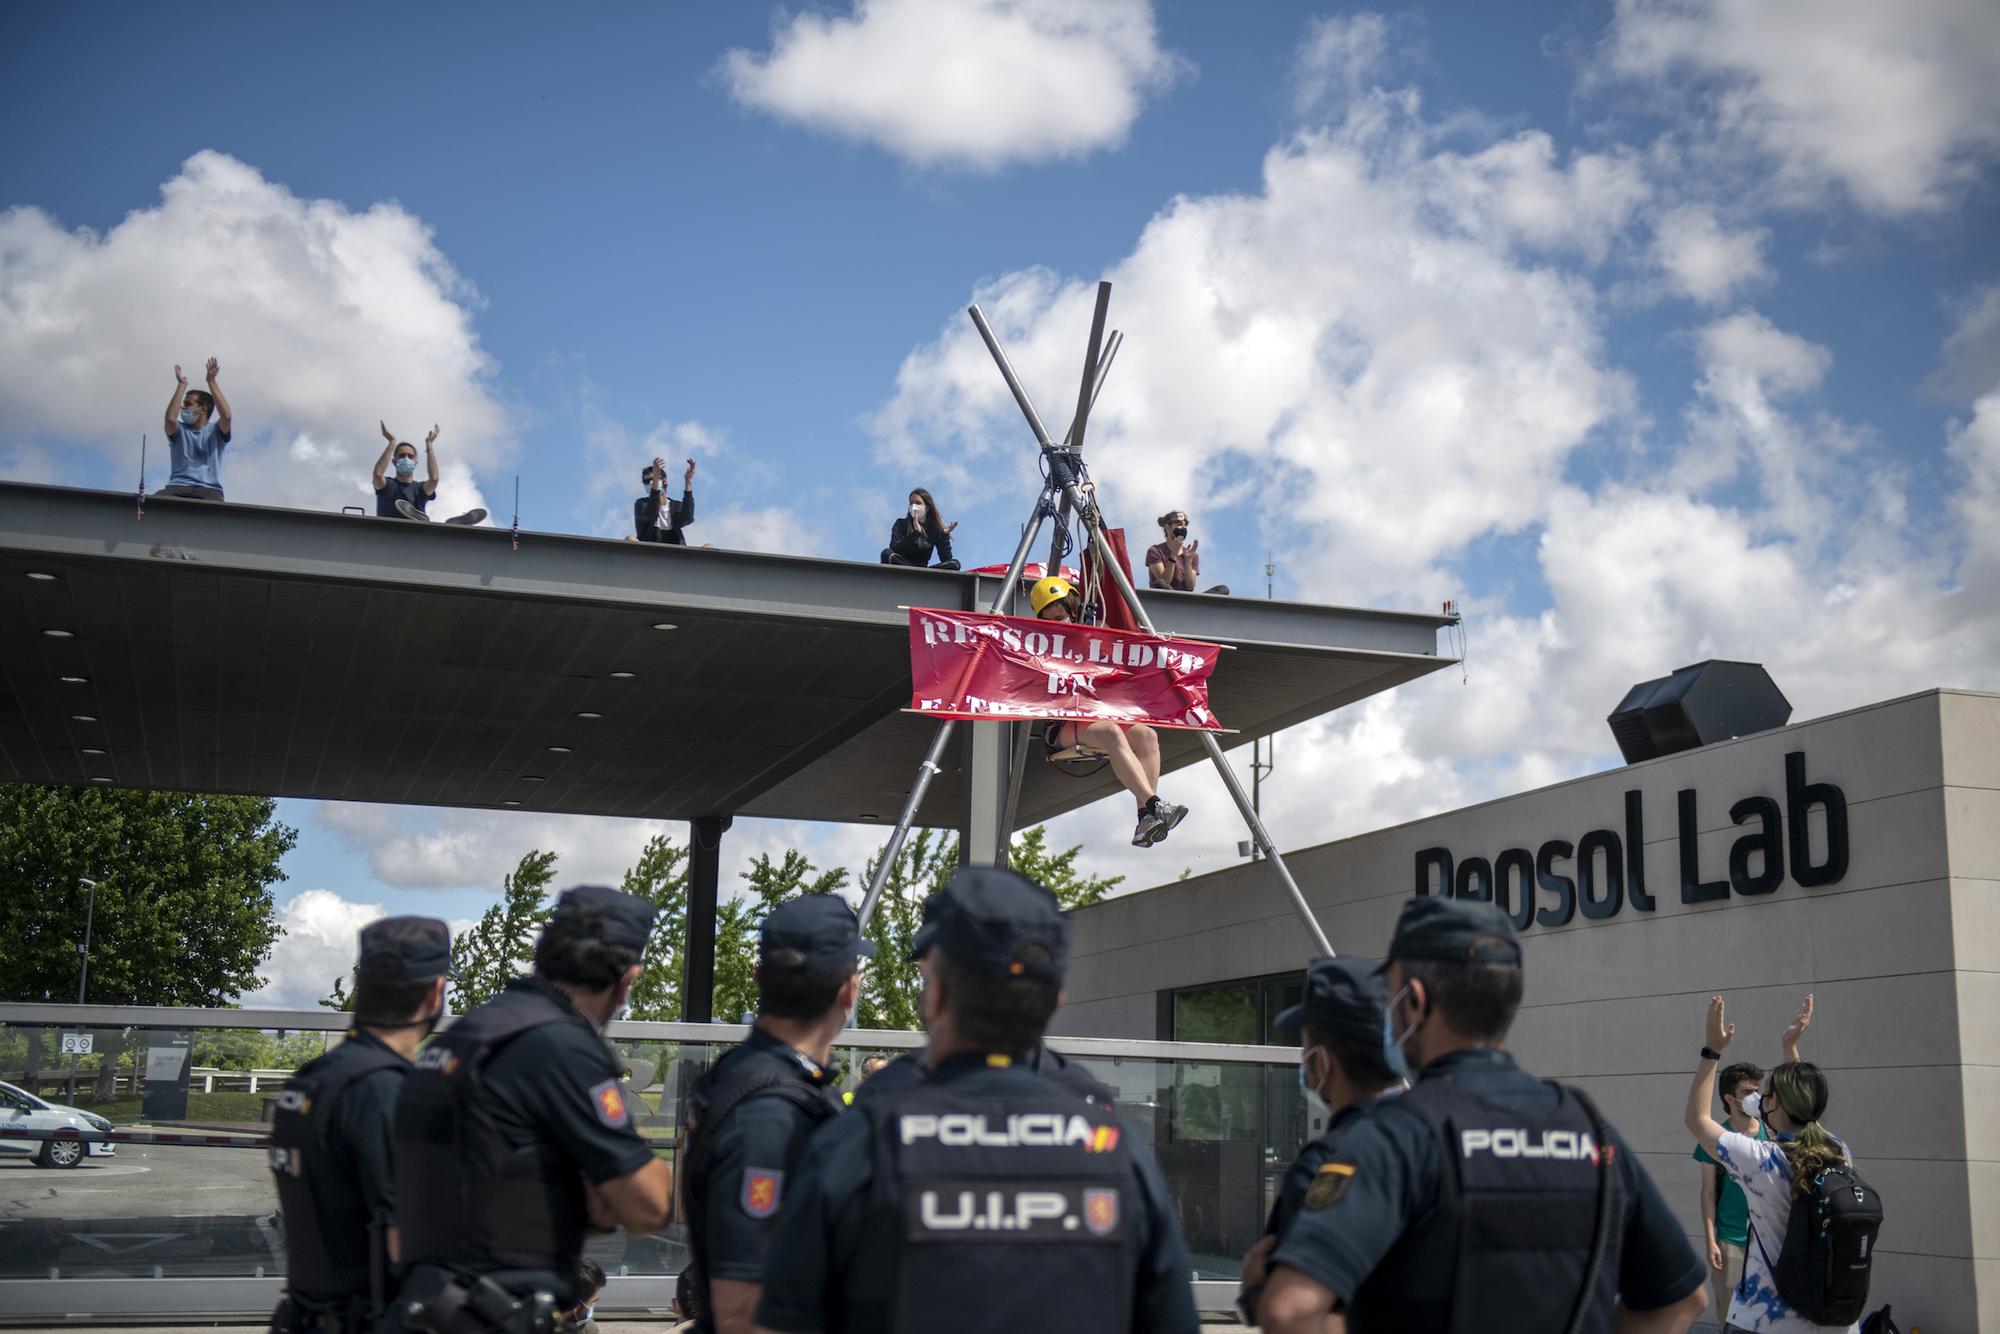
[
  {"x1": 167, "y1": 417, "x2": 230, "y2": 493},
  {"x1": 376, "y1": 476, "x2": 431, "y2": 517}
]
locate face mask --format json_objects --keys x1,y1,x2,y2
[
  {"x1": 1298, "y1": 1052, "x2": 1330, "y2": 1118},
  {"x1": 1381, "y1": 985, "x2": 1415, "y2": 1079},
  {"x1": 395, "y1": 457, "x2": 416, "y2": 477},
  {"x1": 1739, "y1": 1090, "x2": 1763, "y2": 1120},
  {"x1": 910, "y1": 503, "x2": 926, "y2": 521},
  {"x1": 178, "y1": 408, "x2": 199, "y2": 426}
]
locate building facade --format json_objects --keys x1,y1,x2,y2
[{"x1": 1056, "y1": 688, "x2": 1998, "y2": 1329}]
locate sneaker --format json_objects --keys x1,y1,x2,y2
[
  {"x1": 394, "y1": 499, "x2": 433, "y2": 522},
  {"x1": 1132, "y1": 808, "x2": 1167, "y2": 847},
  {"x1": 1146, "y1": 801, "x2": 1189, "y2": 845},
  {"x1": 445, "y1": 508, "x2": 488, "y2": 526}
]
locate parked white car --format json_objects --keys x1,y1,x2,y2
[{"x1": 0, "y1": 1079, "x2": 116, "y2": 1168}]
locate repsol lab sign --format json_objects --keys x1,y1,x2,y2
[{"x1": 1414, "y1": 751, "x2": 1850, "y2": 932}]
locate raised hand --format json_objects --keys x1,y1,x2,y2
[
  {"x1": 426, "y1": 424, "x2": 440, "y2": 446},
  {"x1": 1188, "y1": 538, "x2": 1199, "y2": 554},
  {"x1": 175, "y1": 364, "x2": 187, "y2": 386},
  {"x1": 684, "y1": 457, "x2": 696, "y2": 482},
  {"x1": 945, "y1": 520, "x2": 958, "y2": 534},
  {"x1": 381, "y1": 420, "x2": 396, "y2": 443},
  {"x1": 205, "y1": 357, "x2": 220, "y2": 383},
  {"x1": 1705, "y1": 996, "x2": 1735, "y2": 1051},
  {"x1": 1782, "y1": 993, "x2": 1814, "y2": 1060}
]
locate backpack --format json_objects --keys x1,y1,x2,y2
[{"x1": 1753, "y1": 1162, "x2": 1883, "y2": 1327}]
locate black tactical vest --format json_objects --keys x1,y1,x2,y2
[
  {"x1": 1347, "y1": 1076, "x2": 1621, "y2": 1334},
  {"x1": 269, "y1": 1032, "x2": 407, "y2": 1304},
  {"x1": 866, "y1": 1069, "x2": 1138, "y2": 1334},
  {"x1": 392, "y1": 983, "x2": 591, "y2": 1276},
  {"x1": 678, "y1": 1042, "x2": 839, "y2": 1330}
]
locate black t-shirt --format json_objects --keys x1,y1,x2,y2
[
  {"x1": 332, "y1": 1044, "x2": 405, "y2": 1219},
  {"x1": 697, "y1": 1029, "x2": 838, "y2": 1287},
  {"x1": 376, "y1": 475, "x2": 432, "y2": 517}
]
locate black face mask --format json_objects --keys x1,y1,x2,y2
[{"x1": 1170, "y1": 526, "x2": 1188, "y2": 538}]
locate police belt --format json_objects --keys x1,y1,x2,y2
[{"x1": 395, "y1": 1267, "x2": 560, "y2": 1334}]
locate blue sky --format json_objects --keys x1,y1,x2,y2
[{"x1": 5, "y1": 1, "x2": 1996, "y2": 1005}]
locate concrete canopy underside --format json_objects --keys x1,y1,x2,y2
[{"x1": 0, "y1": 484, "x2": 1454, "y2": 827}]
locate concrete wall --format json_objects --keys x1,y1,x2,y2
[{"x1": 1056, "y1": 688, "x2": 1997, "y2": 1330}]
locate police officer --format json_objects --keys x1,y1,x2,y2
[
  {"x1": 753, "y1": 866, "x2": 1199, "y2": 1334},
  {"x1": 385, "y1": 886, "x2": 673, "y2": 1334},
  {"x1": 269, "y1": 917, "x2": 454, "y2": 1333},
  {"x1": 679, "y1": 894, "x2": 869, "y2": 1333},
  {"x1": 1236, "y1": 957, "x2": 1400, "y2": 1323},
  {"x1": 854, "y1": 889, "x2": 1117, "y2": 1110},
  {"x1": 1256, "y1": 898, "x2": 1710, "y2": 1333}
]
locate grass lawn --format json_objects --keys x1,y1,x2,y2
[{"x1": 70, "y1": 1091, "x2": 272, "y2": 1125}]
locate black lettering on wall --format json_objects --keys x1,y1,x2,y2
[
  {"x1": 1415, "y1": 847, "x2": 1452, "y2": 898},
  {"x1": 1577, "y1": 829, "x2": 1624, "y2": 920},
  {"x1": 1728, "y1": 795, "x2": 1784, "y2": 895},
  {"x1": 1678, "y1": 789, "x2": 1730, "y2": 903},
  {"x1": 1785, "y1": 751, "x2": 1849, "y2": 887},
  {"x1": 1454, "y1": 857, "x2": 1493, "y2": 903},
  {"x1": 1494, "y1": 849, "x2": 1536, "y2": 933},
  {"x1": 1535, "y1": 840, "x2": 1576, "y2": 928},
  {"x1": 1624, "y1": 790, "x2": 1656, "y2": 911}
]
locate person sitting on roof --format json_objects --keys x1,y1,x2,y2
[
  {"x1": 880, "y1": 488, "x2": 960, "y2": 570},
  {"x1": 635, "y1": 456, "x2": 696, "y2": 544},
  {"x1": 373, "y1": 421, "x2": 487, "y2": 525},
  {"x1": 1029, "y1": 574, "x2": 1188, "y2": 848}
]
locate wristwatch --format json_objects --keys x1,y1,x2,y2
[{"x1": 1700, "y1": 1046, "x2": 1722, "y2": 1062}]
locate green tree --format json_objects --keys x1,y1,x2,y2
[
  {"x1": 622, "y1": 834, "x2": 690, "y2": 1021},
  {"x1": 1007, "y1": 825, "x2": 1123, "y2": 910},
  {"x1": 853, "y1": 829, "x2": 958, "y2": 1031},
  {"x1": 450, "y1": 850, "x2": 559, "y2": 1007},
  {"x1": 711, "y1": 851, "x2": 848, "y2": 1023}
]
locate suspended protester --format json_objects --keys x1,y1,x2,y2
[
  {"x1": 881, "y1": 487, "x2": 961, "y2": 570},
  {"x1": 853, "y1": 888, "x2": 1116, "y2": 1112},
  {"x1": 753, "y1": 866, "x2": 1200, "y2": 1334},
  {"x1": 1256, "y1": 897, "x2": 1709, "y2": 1333},
  {"x1": 678, "y1": 895, "x2": 867, "y2": 1333},
  {"x1": 382, "y1": 886, "x2": 673, "y2": 1334},
  {"x1": 268, "y1": 916, "x2": 454, "y2": 1334},
  {"x1": 1030, "y1": 574, "x2": 1188, "y2": 848},
  {"x1": 1237, "y1": 957, "x2": 1401, "y2": 1326}
]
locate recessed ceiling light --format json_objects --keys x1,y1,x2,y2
[
  {"x1": 42, "y1": 629, "x2": 74, "y2": 639},
  {"x1": 609, "y1": 671, "x2": 636, "y2": 679},
  {"x1": 90, "y1": 777, "x2": 112, "y2": 784},
  {"x1": 26, "y1": 571, "x2": 57, "y2": 581},
  {"x1": 71, "y1": 714, "x2": 97, "y2": 724},
  {"x1": 575, "y1": 711, "x2": 603, "y2": 720},
  {"x1": 81, "y1": 748, "x2": 106, "y2": 756},
  {"x1": 546, "y1": 745, "x2": 573, "y2": 754},
  {"x1": 521, "y1": 775, "x2": 547, "y2": 783},
  {"x1": 860, "y1": 812, "x2": 880, "y2": 820},
  {"x1": 651, "y1": 622, "x2": 678, "y2": 631},
  {"x1": 59, "y1": 675, "x2": 89, "y2": 685},
  {"x1": 502, "y1": 799, "x2": 521, "y2": 807}
]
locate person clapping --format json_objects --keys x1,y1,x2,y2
[{"x1": 880, "y1": 488, "x2": 960, "y2": 570}]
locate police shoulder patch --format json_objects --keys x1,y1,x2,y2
[
  {"x1": 741, "y1": 1167, "x2": 784, "y2": 1219},
  {"x1": 1303, "y1": 1161, "x2": 1357, "y2": 1210},
  {"x1": 589, "y1": 1078, "x2": 630, "y2": 1128}
]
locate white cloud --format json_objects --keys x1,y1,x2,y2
[
  {"x1": 719, "y1": 0, "x2": 1186, "y2": 171},
  {"x1": 1647, "y1": 204, "x2": 1769, "y2": 304},
  {"x1": 250, "y1": 888, "x2": 386, "y2": 1010},
  {"x1": 1601, "y1": 0, "x2": 2000, "y2": 214},
  {"x1": 1928, "y1": 285, "x2": 2000, "y2": 406},
  {"x1": 1291, "y1": 12, "x2": 1392, "y2": 122},
  {"x1": 0, "y1": 151, "x2": 506, "y2": 517}
]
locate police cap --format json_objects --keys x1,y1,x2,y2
[
  {"x1": 761, "y1": 893, "x2": 876, "y2": 972},
  {"x1": 907, "y1": 890, "x2": 945, "y2": 962},
  {"x1": 930, "y1": 865, "x2": 1069, "y2": 982},
  {"x1": 356, "y1": 915, "x2": 457, "y2": 981},
  {"x1": 1273, "y1": 956, "x2": 1387, "y2": 1046},
  {"x1": 553, "y1": 884, "x2": 657, "y2": 952},
  {"x1": 1382, "y1": 896, "x2": 1522, "y2": 969}
]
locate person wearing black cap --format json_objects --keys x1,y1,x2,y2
[
  {"x1": 852, "y1": 888, "x2": 1117, "y2": 1112},
  {"x1": 678, "y1": 894, "x2": 870, "y2": 1334},
  {"x1": 752, "y1": 866, "x2": 1199, "y2": 1334},
  {"x1": 385, "y1": 885, "x2": 673, "y2": 1334},
  {"x1": 268, "y1": 916, "x2": 454, "y2": 1334},
  {"x1": 1255, "y1": 898, "x2": 1708, "y2": 1334},
  {"x1": 1235, "y1": 957, "x2": 1401, "y2": 1327}
]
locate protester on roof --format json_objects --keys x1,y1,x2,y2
[
  {"x1": 1030, "y1": 574, "x2": 1188, "y2": 848},
  {"x1": 1146, "y1": 509, "x2": 1199, "y2": 591},
  {"x1": 881, "y1": 488, "x2": 960, "y2": 570},
  {"x1": 158, "y1": 358, "x2": 232, "y2": 501},
  {"x1": 373, "y1": 421, "x2": 486, "y2": 525},
  {"x1": 634, "y1": 455, "x2": 696, "y2": 545}
]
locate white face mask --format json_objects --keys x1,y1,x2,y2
[
  {"x1": 1739, "y1": 1090, "x2": 1763, "y2": 1120},
  {"x1": 910, "y1": 502, "x2": 926, "y2": 521},
  {"x1": 1297, "y1": 1052, "x2": 1329, "y2": 1118}
]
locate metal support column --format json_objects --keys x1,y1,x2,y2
[
  {"x1": 683, "y1": 814, "x2": 732, "y2": 1022},
  {"x1": 959, "y1": 720, "x2": 1012, "y2": 866}
]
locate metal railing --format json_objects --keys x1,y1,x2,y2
[{"x1": 1, "y1": 1003, "x2": 1298, "y2": 1323}]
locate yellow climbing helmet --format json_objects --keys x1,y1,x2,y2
[{"x1": 1028, "y1": 575, "x2": 1076, "y2": 616}]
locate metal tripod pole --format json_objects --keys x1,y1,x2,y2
[
  {"x1": 967, "y1": 303, "x2": 1337, "y2": 958},
  {"x1": 856, "y1": 477, "x2": 1062, "y2": 930}
]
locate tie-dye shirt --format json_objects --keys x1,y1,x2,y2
[{"x1": 1711, "y1": 1129, "x2": 1859, "y2": 1333}]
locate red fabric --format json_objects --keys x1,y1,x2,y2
[
  {"x1": 967, "y1": 561, "x2": 1081, "y2": 583},
  {"x1": 907, "y1": 608, "x2": 1224, "y2": 730},
  {"x1": 1091, "y1": 527, "x2": 1142, "y2": 633}
]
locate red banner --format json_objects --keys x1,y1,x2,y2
[{"x1": 907, "y1": 608, "x2": 1225, "y2": 730}]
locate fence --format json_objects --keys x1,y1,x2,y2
[{"x1": 0, "y1": 1002, "x2": 1307, "y2": 1323}]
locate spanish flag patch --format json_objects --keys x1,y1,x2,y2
[{"x1": 1303, "y1": 1161, "x2": 1357, "y2": 1210}]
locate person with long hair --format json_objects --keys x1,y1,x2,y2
[
  {"x1": 1685, "y1": 996, "x2": 1857, "y2": 1333},
  {"x1": 881, "y1": 487, "x2": 960, "y2": 570}
]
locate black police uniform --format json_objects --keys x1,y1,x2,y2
[
  {"x1": 269, "y1": 1028, "x2": 408, "y2": 1331},
  {"x1": 753, "y1": 1052, "x2": 1197, "y2": 1334},
  {"x1": 853, "y1": 1041, "x2": 1116, "y2": 1110}
]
